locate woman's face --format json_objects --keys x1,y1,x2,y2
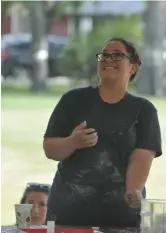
[
  {"x1": 97, "y1": 40, "x2": 137, "y2": 85},
  {"x1": 26, "y1": 191, "x2": 48, "y2": 225}
]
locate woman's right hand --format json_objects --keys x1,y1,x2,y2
[{"x1": 70, "y1": 121, "x2": 98, "y2": 149}]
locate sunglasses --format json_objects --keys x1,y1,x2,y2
[
  {"x1": 96, "y1": 52, "x2": 131, "y2": 62},
  {"x1": 26, "y1": 182, "x2": 51, "y2": 191}
]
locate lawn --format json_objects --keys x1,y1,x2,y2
[{"x1": 1, "y1": 88, "x2": 166, "y2": 225}]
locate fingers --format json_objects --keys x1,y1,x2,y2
[
  {"x1": 125, "y1": 190, "x2": 142, "y2": 209},
  {"x1": 82, "y1": 128, "x2": 96, "y2": 135},
  {"x1": 84, "y1": 137, "x2": 98, "y2": 147},
  {"x1": 129, "y1": 201, "x2": 141, "y2": 209},
  {"x1": 72, "y1": 124, "x2": 98, "y2": 149},
  {"x1": 126, "y1": 196, "x2": 141, "y2": 208},
  {"x1": 73, "y1": 121, "x2": 87, "y2": 132},
  {"x1": 82, "y1": 131, "x2": 98, "y2": 148},
  {"x1": 82, "y1": 131, "x2": 97, "y2": 141}
]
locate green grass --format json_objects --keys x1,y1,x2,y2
[{"x1": 1, "y1": 88, "x2": 166, "y2": 225}]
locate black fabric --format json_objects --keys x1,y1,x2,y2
[
  {"x1": 135, "y1": 99, "x2": 162, "y2": 157},
  {"x1": 44, "y1": 87, "x2": 96, "y2": 138},
  {"x1": 44, "y1": 86, "x2": 162, "y2": 227}
]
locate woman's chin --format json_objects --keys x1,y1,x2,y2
[
  {"x1": 100, "y1": 75, "x2": 118, "y2": 83},
  {"x1": 31, "y1": 219, "x2": 42, "y2": 226}
]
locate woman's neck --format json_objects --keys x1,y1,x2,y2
[{"x1": 98, "y1": 82, "x2": 127, "y2": 103}]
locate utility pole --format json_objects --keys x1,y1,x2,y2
[
  {"x1": 137, "y1": 1, "x2": 166, "y2": 96},
  {"x1": 30, "y1": 1, "x2": 48, "y2": 92}
]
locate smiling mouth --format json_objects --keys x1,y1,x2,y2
[{"x1": 104, "y1": 66, "x2": 117, "y2": 70}]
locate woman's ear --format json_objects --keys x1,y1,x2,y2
[{"x1": 131, "y1": 63, "x2": 139, "y2": 75}]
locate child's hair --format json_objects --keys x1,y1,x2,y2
[{"x1": 20, "y1": 182, "x2": 51, "y2": 204}]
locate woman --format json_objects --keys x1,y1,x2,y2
[
  {"x1": 20, "y1": 182, "x2": 50, "y2": 225},
  {"x1": 43, "y1": 37, "x2": 162, "y2": 227}
]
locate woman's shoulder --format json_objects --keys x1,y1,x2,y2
[{"x1": 128, "y1": 93, "x2": 157, "y2": 113}]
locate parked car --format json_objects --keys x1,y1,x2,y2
[{"x1": 1, "y1": 34, "x2": 68, "y2": 79}]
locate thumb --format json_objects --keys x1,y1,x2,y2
[{"x1": 74, "y1": 121, "x2": 87, "y2": 132}]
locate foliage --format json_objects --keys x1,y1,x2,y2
[
  {"x1": 57, "y1": 15, "x2": 143, "y2": 83},
  {"x1": 1, "y1": 1, "x2": 82, "y2": 32}
]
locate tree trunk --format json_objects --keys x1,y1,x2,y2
[
  {"x1": 30, "y1": 1, "x2": 48, "y2": 92},
  {"x1": 137, "y1": 1, "x2": 166, "y2": 96}
]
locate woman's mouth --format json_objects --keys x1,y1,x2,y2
[
  {"x1": 32, "y1": 216, "x2": 40, "y2": 221},
  {"x1": 104, "y1": 66, "x2": 117, "y2": 70}
]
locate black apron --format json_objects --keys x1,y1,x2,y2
[{"x1": 47, "y1": 89, "x2": 142, "y2": 227}]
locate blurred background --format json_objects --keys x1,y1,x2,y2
[{"x1": 1, "y1": 0, "x2": 166, "y2": 225}]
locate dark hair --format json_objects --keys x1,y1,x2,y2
[
  {"x1": 107, "y1": 37, "x2": 142, "y2": 82},
  {"x1": 20, "y1": 183, "x2": 51, "y2": 204}
]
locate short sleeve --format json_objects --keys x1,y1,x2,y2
[
  {"x1": 135, "y1": 99, "x2": 162, "y2": 157},
  {"x1": 44, "y1": 92, "x2": 73, "y2": 138}
]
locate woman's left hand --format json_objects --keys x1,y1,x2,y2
[{"x1": 125, "y1": 189, "x2": 142, "y2": 209}]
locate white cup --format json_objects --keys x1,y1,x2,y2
[
  {"x1": 47, "y1": 221, "x2": 55, "y2": 233},
  {"x1": 15, "y1": 204, "x2": 33, "y2": 229}
]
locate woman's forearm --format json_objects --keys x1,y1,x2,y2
[
  {"x1": 43, "y1": 136, "x2": 77, "y2": 161},
  {"x1": 125, "y1": 149, "x2": 155, "y2": 191}
]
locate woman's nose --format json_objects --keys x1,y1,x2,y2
[{"x1": 32, "y1": 204, "x2": 39, "y2": 214}]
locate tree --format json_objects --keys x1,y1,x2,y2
[
  {"x1": 1, "y1": 1, "x2": 68, "y2": 33},
  {"x1": 29, "y1": 1, "x2": 48, "y2": 91},
  {"x1": 57, "y1": 15, "x2": 143, "y2": 85},
  {"x1": 1, "y1": 1, "x2": 12, "y2": 24},
  {"x1": 1, "y1": 1, "x2": 82, "y2": 91}
]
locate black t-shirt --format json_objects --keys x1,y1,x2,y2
[{"x1": 44, "y1": 86, "x2": 162, "y2": 225}]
